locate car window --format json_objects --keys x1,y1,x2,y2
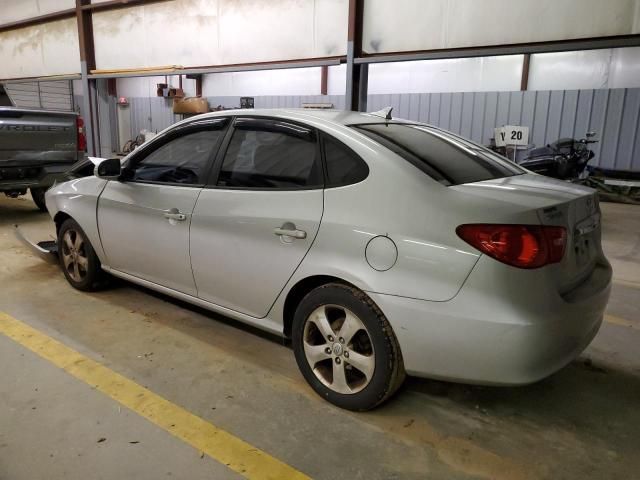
[
  {"x1": 130, "y1": 129, "x2": 223, "y2": 185},
  {"x1": 217, "y1": 121, "x2": 321, "y2": 189},
  {"x1": 323, "y1": 135, "x2": 369, "y2": 187},
  {"x1": 352, "y1": 123, "x2": 524, "y2": 186}
]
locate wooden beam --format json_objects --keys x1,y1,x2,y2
[{"x1": 87, "y1": 57, "x2": 344, "y2": 78}]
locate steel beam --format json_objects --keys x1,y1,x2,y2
[
  {"x1": 355, "y1": 34, "x2": 640, "y2": 64},
  {"x1": 320, "y1": 65, "x2": 328, "y2": 95},
  {"x1": 76, "y1": 0, "x2": 97, "y2": 156},
  {"x1": 80, "y1": 0, "x2": 172, "y2": 13},
  {"x1": 0, "y1": 9, "x2": 76, "y2": 33},
  {"x1": 520, "y1": 53, "x2": 531, "y2": 91},
  {"x1": 345, "y1": 0, "x2": 366, "y2": 111},
  {"x1": 0, "y1": 1, "x2": 171, "y2": 33}
]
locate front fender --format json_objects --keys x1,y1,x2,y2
[{"x1": 45, "y1": 176, "x2": 109, "y2": 264}]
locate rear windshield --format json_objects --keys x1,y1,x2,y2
[{"x1": 352, "y1": 123, "x2": 524, "y2": 186}]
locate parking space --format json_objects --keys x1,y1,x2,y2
[{"x1": 1, "y1": 194, "x2": 639, "y2": 480}]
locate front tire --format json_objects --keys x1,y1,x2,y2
[
  {"x1": 292, "y1": 283, "x2": 405, "y2": 411},
  {"x1": 58, "y1": 218, "x2": 106, "y2": 291},
  {"x1": 30, "y1": 187, "x2": 48, "y2": 212}
]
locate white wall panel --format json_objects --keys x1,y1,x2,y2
[
  {"x1": 314, "y1": 0, "x2": 349, "y2": 56},
  {"x1": 368, "y1": 55, "x2": 523, "y2": 94},
  {"x1": 93, "y1": 0, "x2": 347, "y2": 71},
  {"x1": 327, "y1": 64, "x2": 346, "y2": 95},
  {"x1": 363, "y1": 0, "x2": 640, "y2": 53},
  {"x1": 528, "y1": 47, "x2": 640, "y2": 91},
  {"x1": 0, "y1": 0, "x2": 75, "y2": 24},
  {"x1": 610, "y1": 47, "x2": 640, "y2": 88},
  {"x1": 202, "y1": 67, "x2": 321, "y2": 96},
  {"x1": 529, "y1": 50, "x2": 610, "y2": 91},
  {"x1": 0, "y1": 18, "x2": 80, "y2": 79}
]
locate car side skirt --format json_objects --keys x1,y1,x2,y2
[{"x1": 103, "y1": 267, "x2": 285, "y2": 337}]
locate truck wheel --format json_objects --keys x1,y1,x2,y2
[
  {"x1": 30, "y1": 187, "x2": 48, "y2": 212},
  {"x1": 58, "y1": 218, "x2": 107, "y2": 291},
  {"x1": 292, "y1": 283, "x2": 406, "y2": 411}
]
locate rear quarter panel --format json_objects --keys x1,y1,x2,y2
[{"x1": 275, "y1": 126, "x2": 544, "y2": 304}]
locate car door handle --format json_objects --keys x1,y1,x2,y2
[
  {"x1": 274, "y1": 224, "x2": 307, "y2": 239},
  {"x1": 163, "y1": 209, "x2": 187, "y2": 221}
]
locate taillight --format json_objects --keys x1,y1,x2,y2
[
  {"x1": 456, "y1": 224, "x2": 567, "y2": 269},
  {"x1": 76, "y1": 116, "x2": 87, "y2": 152}
]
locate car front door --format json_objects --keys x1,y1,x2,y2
[
  {"x1": 190, "y1": 117, "x2": 324, "y2": 318},
  {"x1": 98, "y1": 118, "x2": 229, "y2": 295}
]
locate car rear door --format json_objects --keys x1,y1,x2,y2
[
  {"x1": 190, "y1": 117, "x2": 324, "y2": 318},
  {"x1": 98, "y1": 118, "x2": 229, "y2": 295}
]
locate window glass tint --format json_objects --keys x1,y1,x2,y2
[
  {"x1": 323, "y1": 135, "x2": 369, "y2": 187},
  {"x1": 353, "y1": 124, "x2": 524, "y2": 186},
  {"x1": 132, "y1": 129, "x2": 222, "y2": 185},
  {"x1": 218, "y1": 126, "x2": 320, "y2": 188}
]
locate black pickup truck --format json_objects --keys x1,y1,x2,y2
[{"x1": 0, "y1": 106, "x2": 87, "y2": 211}]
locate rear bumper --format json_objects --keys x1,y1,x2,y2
[
  {"x1": 369, "y1": 257, "x2": 612, "y2": 385},
  {"x1": 0, "y1": 163, "x2": 74, "y2": 191}
]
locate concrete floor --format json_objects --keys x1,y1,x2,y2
[{"x1": 1, "y1": 194, "x2": 639, "y2": 480}]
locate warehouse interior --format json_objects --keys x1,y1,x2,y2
[{"x1": 1, "y1": 1, "x2": 640, "y2": 479}]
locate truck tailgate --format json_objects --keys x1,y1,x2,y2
[{"x1": 0, "y1": 107, "x2": 79, "y2": 166}]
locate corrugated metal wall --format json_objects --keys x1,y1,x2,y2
[
  {"x1": 90, "y1": 89, "x2": 640, "y2": 172},
  {"x1": 4, "y1": 81, "x2": 74, "y2": 111},
  {"x1": 367, "y1": 89, "x2": 640, "y2": 172}
]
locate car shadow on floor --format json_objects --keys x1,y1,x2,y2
[
  {"x1": 385, "y1": 359, "x2": 640, "y2": 458},
  {"x1": 0, "y1": 200, "x2": 46, "y2": 227}
]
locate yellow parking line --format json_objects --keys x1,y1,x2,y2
[
  {"x1": 604, "y1": 314, "x2": 638, "y2": 330},
  {"x1": 0, "y1": 312, "x2": 310, "y2": 480}
]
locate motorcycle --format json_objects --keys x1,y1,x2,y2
[{"x1": 517, "y1": 132, "x2": 599, "y2": 181}]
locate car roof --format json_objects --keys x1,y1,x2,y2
[{"x1": 181, "y1": 108, "x2": 416, "y2": 129}]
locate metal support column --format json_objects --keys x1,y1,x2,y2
[
  {"x1": 345, "y1": 0, "x2": 367, "y2": 111},
  {"x1": 80, "y1": 61, "x2": 96, "y2": 156},
  {"x1": 76, "y1": 0, "x2": 97, "y2": 156},
  {"x1": 520, "y1": 53, "x2": 531, "y2": 91}
]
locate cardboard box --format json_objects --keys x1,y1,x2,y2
[{"x1": 173, "y1": 97, "x2": 209, "y2": 114}]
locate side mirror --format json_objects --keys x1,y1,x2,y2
[{"x1": 95, "y1": 158, "x2": 122, "y2": 180}]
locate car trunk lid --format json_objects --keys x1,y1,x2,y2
[{"x1": 452, "y1": 174, "x2": 602, "y2": 291}]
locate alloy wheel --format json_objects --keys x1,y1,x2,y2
[
  {"x1": 303, "y1": 304, "x2": 375, "y2": 394},
  {"x1": 61, "y1": 229, "x2": 88, "y2": 282}
]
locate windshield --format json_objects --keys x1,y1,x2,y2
[{"x1": 352, "y1": 123, "x2": 525, "y2": 186}]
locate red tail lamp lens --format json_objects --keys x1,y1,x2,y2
[{"x1": 456, "y1": 224, "x2": 567, "y2": 269}]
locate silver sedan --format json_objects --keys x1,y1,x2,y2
[{"x1": 41, "y1": 109, "x2": 611, "y2": 410}]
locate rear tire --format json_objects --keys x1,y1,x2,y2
[
  {"x1": 292, "y1": 283, "x2": 405, "y2": 411},
  {"x1": 58, "y1": 218, "x2": 107, "y2": 291},
  {"x1": 30, "y1": 187, "x2": 48, "y2": 212}
]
